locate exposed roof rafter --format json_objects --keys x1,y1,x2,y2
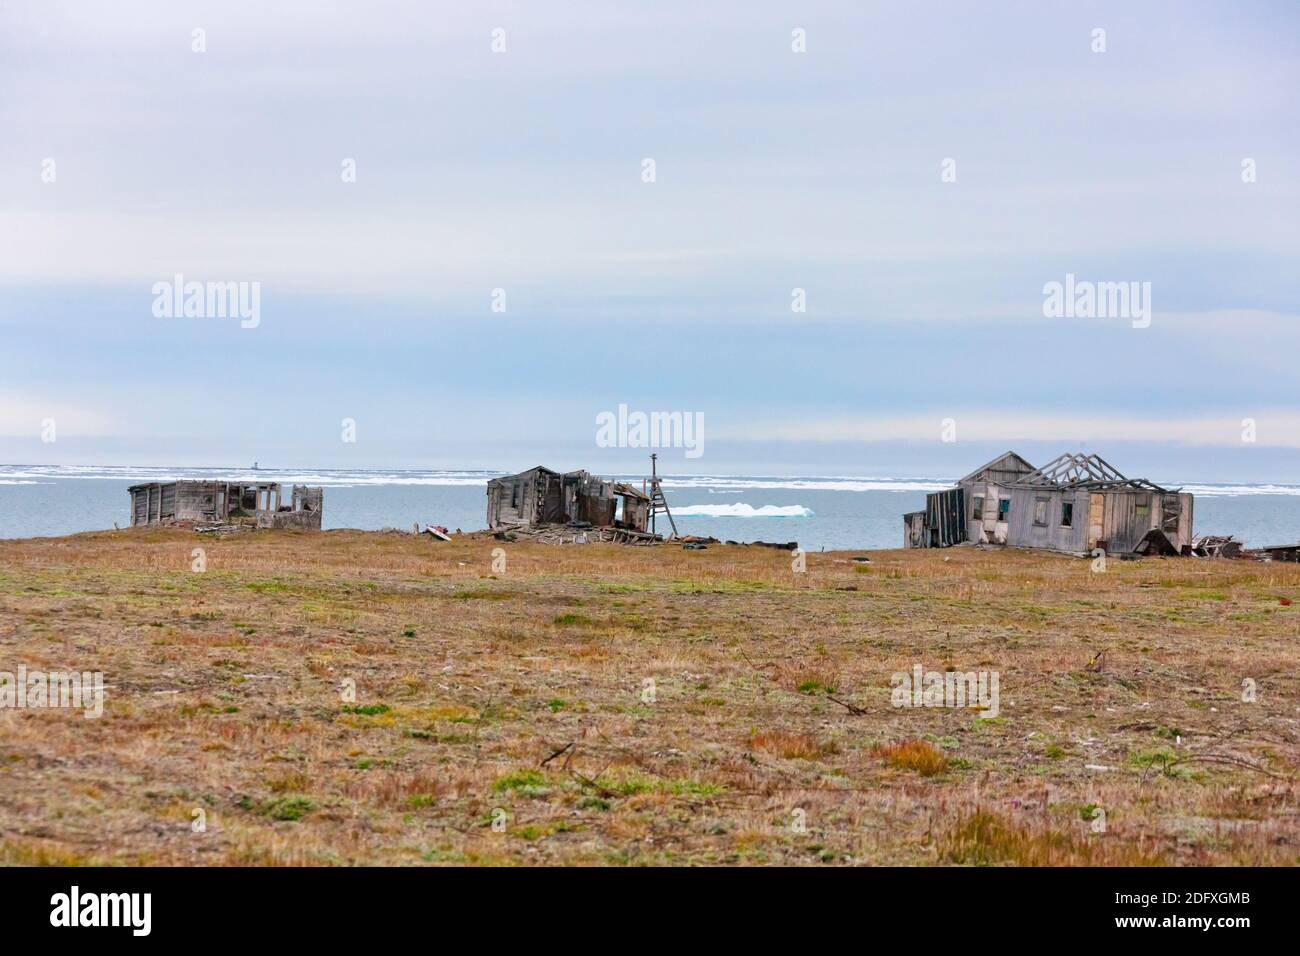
[{"x1": 1013, "y1": 452, "x2": 1171, "y2": 493}]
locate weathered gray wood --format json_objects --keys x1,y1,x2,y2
[
  {"x1": 126, "y1": 480, "x2": 323, "y2": 530},
  {"x1": 486, "y1": 466, "x2": 657, "y2": 536},
  {"x1": 904, "y1": 450, "x2": 1194, "y2": 555}
]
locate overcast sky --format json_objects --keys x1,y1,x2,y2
[{"x1": 1, "y1": 1, "x2": 1297, "y2": 479}]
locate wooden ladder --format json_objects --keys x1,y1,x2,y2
[{"x1": 647, "y1": 453, "x2": 678, "y2": 539}]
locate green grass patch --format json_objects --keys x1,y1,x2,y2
[
  {"x1": 1129, "y1": 746, "x2": 1180, "y2": 772},
  {"x1": 669, "y1": 578, "x2": 775, "y2": 594},
  {"x1": 587, "y1": 769, "x2": 725, "y2": 798},
  {"x1": 342, "y1": 703, "x2": 390, "y2": 716},
  {"x1": 492, "y1": 769, "x2": 551, "y2": 796},
  {"x1": 552, "y1": 613, "x2": 596, "y2": 627},
  {"x1": 245, "y1": 580, "x2": 293, "y2": 594},
  {"x1": 263, "y1": 794, "x2": 313, "y2": 821},
  {"x1": 797, "y1": 679, "x2": 836, "y2": 695}
]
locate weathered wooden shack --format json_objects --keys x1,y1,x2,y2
[
  {"x1": 905, "y1": 452, "x2": 1033, "y2": 548},
  {"x1": 1256, "y1": 543, "x2": 1300, "y2": 562},
  {"x1": 128, "y1": 480, "x2": 323, "y2": 529},
  {"x1": 486, "y1": 466, "x2": 651, "y2": 533},
  {"x1": 904, "y1": 451, "x2": 1193, "y2": 555}
]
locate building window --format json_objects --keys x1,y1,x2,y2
[
  {"x1": 1135, "y1": 495, "x2": 1149, "y2": 517},
  {"x1": 1161, "y1": 495, "x2": 1179, "y2": 532},
  {"x1": 972, "y1": 496, "x2": 984, "y2": 520},
  {"x1": 1033, "y1": 497, "x2": 1049, "y2": 527},
  {"x1": 997, "y1": 499, "x2": 1010, "y2": 521},
  {"x1": 510, "y1": 483, "x2": 520, "y2": 509},
  {"x1": 1061, "y1": 502, "x2": 1074, "y2": 527}
]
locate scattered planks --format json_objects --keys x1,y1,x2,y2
[
  {"x1": 1191, "y1": 534, "x2": 1243, "y2": 559},
  {"x1": 493, "y1": 523, "x2": 663, "y2": 546}
]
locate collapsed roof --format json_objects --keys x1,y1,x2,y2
[{"x1": 1012, "y1": 452, "x2": 1171, "y2": 493}]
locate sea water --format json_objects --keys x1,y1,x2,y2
[{"x1": 2, "y1": 464, "x2": 1300, "y2": 552}]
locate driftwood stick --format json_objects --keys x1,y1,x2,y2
[
  {"x1": 539, "y1": 741, "x2": 575, "y2": 768},
  {"x1": 569, "y1": 761, "x2": 618, "y2": 798},
  {"x1": 1168, "y1": 753, "x2": 1288, "y2": 780},
  {"x1": 825, "y1": 693, "x2": 867, "y2": 716}
]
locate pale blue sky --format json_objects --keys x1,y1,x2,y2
[{"x1": 1, "y1": 1, "x2": 1297, "y2": 479}]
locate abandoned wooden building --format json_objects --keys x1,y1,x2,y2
[
  {"x1": 1256, "y1": 543, "x2": 1300, "y2": 562},
  {"x1": 904, "y1": 451, "x2": 1194, "y2": 555},
  {"x1": 486, "y1": 466, "x2": 657, "y2": 540},
  {"x1": 128, "y1": 481, "x2": 323, "y2": 530}
]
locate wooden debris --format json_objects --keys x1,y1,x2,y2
[
  {"x1": 1191, "y1": 534, "x2": 1242, "y2": 558},
  {"x1": 1133, "y1": 528, "x2": 1179, "y2": 556},
  {"x1": 491, "y1": 523, "x2": 662, "y2": 546}
]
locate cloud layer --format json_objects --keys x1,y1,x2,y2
[{"x1": 1, "y1": 1, "x2": 1297, "y2": 476}]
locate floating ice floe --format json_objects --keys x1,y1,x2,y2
[{"x1": 669, "y1": 503, "x2": 813, "y2": 518}]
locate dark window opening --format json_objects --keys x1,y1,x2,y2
[
  {"x1": 1061, "y1": 502, "x2": 1074, "y2": 527},
  {"x1": 1161, "y1": 496, "x2": 1180, "y2": 532},
  {"x1": 997, "y1": 499, "x2": 1010, "y2": 521},
  {"x1": 972, "y1": 496, "x2": 984, "y2": 520}
]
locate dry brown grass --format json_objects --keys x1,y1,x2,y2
[
  {"x1": 873, "y1": 739, "x2": 950, "y2": 776},
  {"x1": 938, "y1": 809, "x2": 1167, "y2": 866},
  {"x1": 0, "y1": 527, "x2": 1297, "y2": 866},
  {"x1": 749, "y1": 730, "x2": 830, "y2": 759}
]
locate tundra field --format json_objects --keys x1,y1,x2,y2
[{"x1": 1, "y1": 528, "x2": 1297, "y2": 866}]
